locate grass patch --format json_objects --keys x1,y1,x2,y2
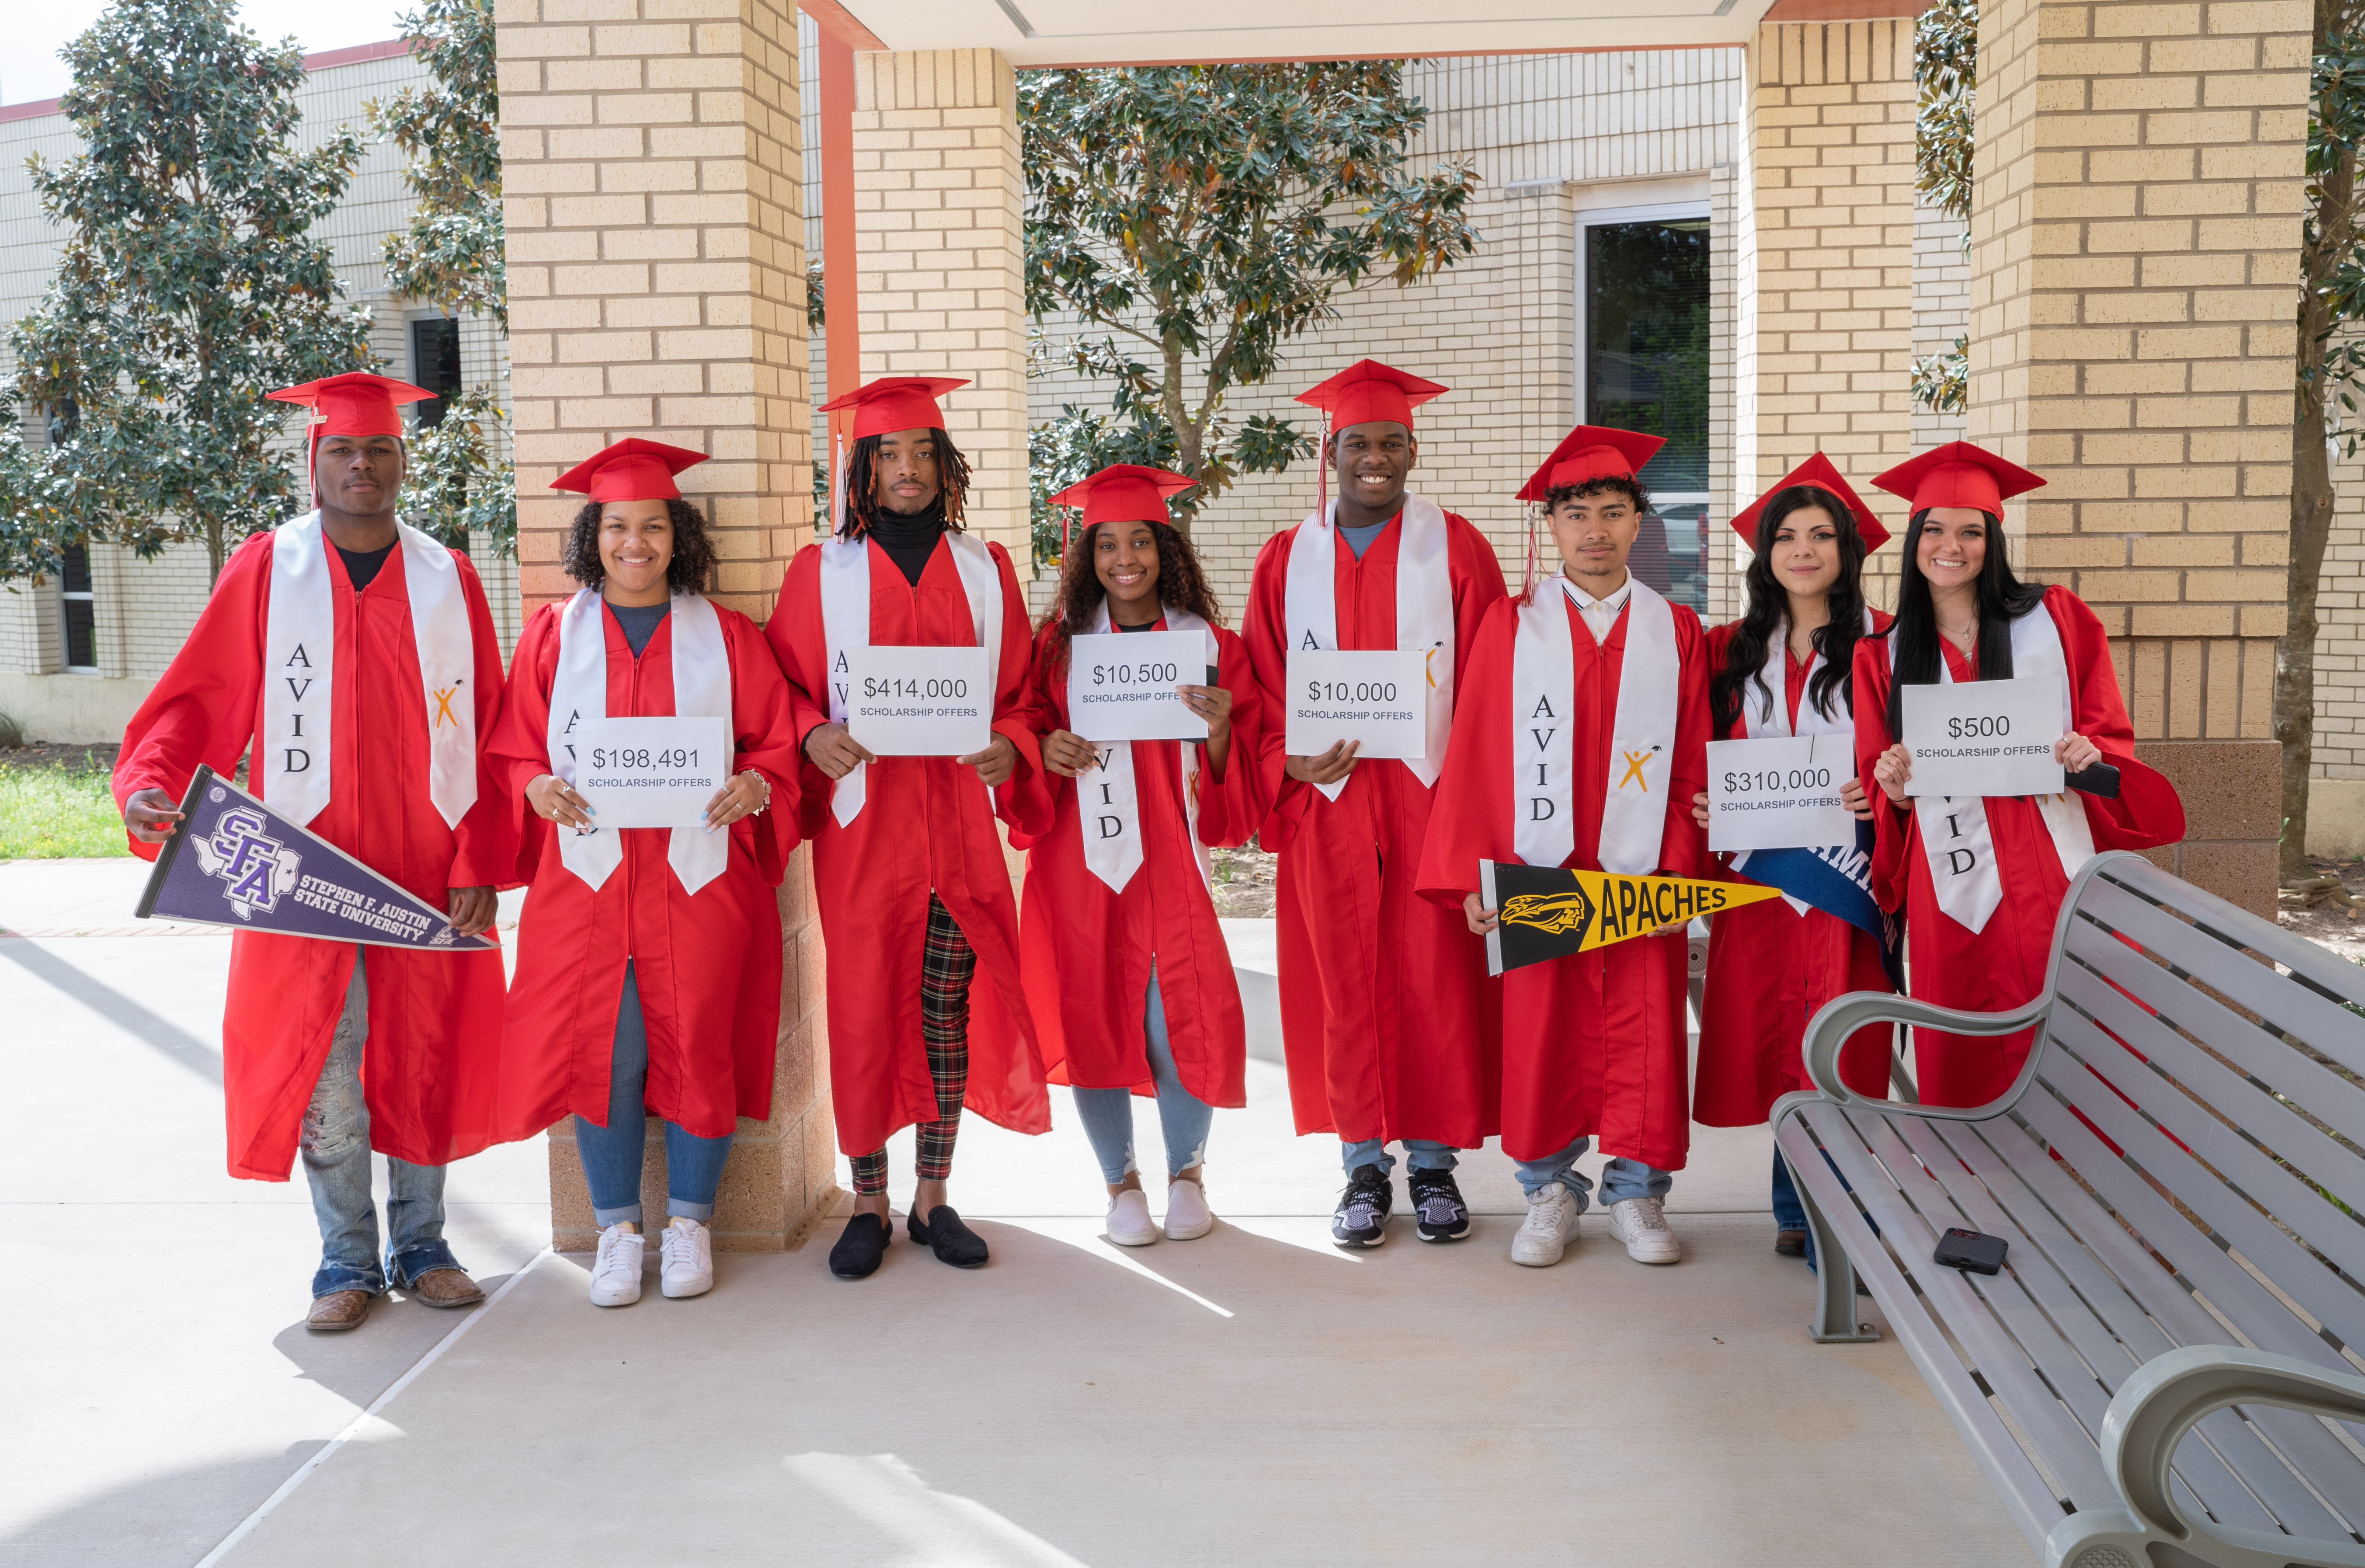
[{"x1": 0, "y1": 754, "x2": 128, "y2": 859}]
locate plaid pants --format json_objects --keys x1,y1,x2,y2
[{"x1": 849, "y1": 894, "x2": 974, "y2": 1196}]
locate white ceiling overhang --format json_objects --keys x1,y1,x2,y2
[{"x1": 816, "y1": 0, "x2": 1775, "y2": 63}]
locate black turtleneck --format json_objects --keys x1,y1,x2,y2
[{"x1": 866, "y1": 501, "x2": 946, "y2": 587}]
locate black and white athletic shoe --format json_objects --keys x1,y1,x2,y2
[
  {"x1": 1331, "y1": 1163, "x2": 1393, "y2": 1247},
  {"x1": 1408, "y1": 1168, "x2": 1471, "y2": 1242}
]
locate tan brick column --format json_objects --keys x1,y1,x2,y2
[
  {"x1": 1963, "y1": 0, "x2": 2310, "y2": 913},
  {"x1": 850, "y1": 49, "x2": 1029, "y2": 563},
  {"x1": 499, "y1": 0, "x2": 836, "y2": 1250},
  {"x1": 1741, "y1": 20, "x2": 1920, "y2": 601}
]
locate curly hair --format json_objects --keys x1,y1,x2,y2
[
  {"x1": 1037, "y1": 518, "x2": 1225, "y2": 676},
  {"x1": 1543, "y1": 473, "x2": 1652, "y2": 515},
  {"x1": 840, "y1": 428, "x2": 972, "y2": 537},
  {"x1": 560, "y1": 497, "x2": 718, "y2": 594}
]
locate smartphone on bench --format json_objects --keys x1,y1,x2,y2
[{"x1": 1934, "y1": 1227, "x2": 2008, "y2": 1276}]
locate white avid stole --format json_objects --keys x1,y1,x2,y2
[
  {"x1": 1910, "y1": 604, "x2": 2097, "y2": 934},
  {"x1": 817, "y1": 528, "x2": 1002, "y2": 826},
  {"x1": 1282, "y1": 493, "x2": 1454, "y2": 802},
  {"x1": 1078, "y1": 605, "x2": 1219, "y2": 895},
  {"x1": 262, "y1": 511, "x2": 476, "y2": 830},
  {"x1": 1511, "y1": 576, "x2": 1680, "y2": 876},
  {"x1": 1732, "y1": 610, "x2": 1876, "y2": 915},
  {"x1": 546, "y1": 588, "x2": 733, "y2": 896}
]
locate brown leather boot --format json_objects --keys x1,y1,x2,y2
[
  {"x1": 306, "y1": 1290, "x2": 371, "y2": 1333},
  {"x1": 408, "y1": 1268, "x2": 486, "y2": 1309}
]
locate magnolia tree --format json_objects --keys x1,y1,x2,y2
[
  {"x1": 0, "y1": 0, "x2": 373, "y2": 581},
  {"x1": 1019, "y1": 62, "x2": 1479, "y2": 555},
  {"x1": 370, "y1": 0, "x2": 512, "y2": 555},
  {"x1": 1910, "y1": 0, "x2": 1975, "y2": 416}
]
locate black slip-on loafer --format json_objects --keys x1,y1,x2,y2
[
  {"x1": 829, "y1": 1212, "x2": 891, "y2": 1279},
  {"x1": 907, "y1": 1204, "x2": 989, "y2": 1268}
]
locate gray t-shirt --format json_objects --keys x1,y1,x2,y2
[
  {"x1": 1339, "y1": 517, "x2": 1393, "y2": 560},
  {"x1": 605, "y1": 599, "x2": 670, "y2": 657}
]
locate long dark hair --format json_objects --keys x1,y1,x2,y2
[
  {"x1": 1885, "y1": 506, "x2": 2048, "y2": 737},
  {"x1": 1710, "y1": 485, "x2": 1871, "y2": 734},
  {"x1": 839, "y1": 428, "x2": 971, "y2": 538},
  {"x1": 560, "y1": 497, "x2": 717, "y2": 594},
  {"x1": 1037, "y1": 518, "x2": 1224, "y2": 675}
]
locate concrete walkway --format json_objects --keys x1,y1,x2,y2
[{"x1": 1, "y1": 859, "x2": 2029, "y2": 1566}]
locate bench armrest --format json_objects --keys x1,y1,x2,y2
[
  {"x1": 1791, "y1": 989, "x2": 2052, "y2": 1121},
  {"x1": 2046, "y1": 1346, "x2": 2365, "y2": 1568}
]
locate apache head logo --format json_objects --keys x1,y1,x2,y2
[
  {"x1": 1500, "y1": 885, "x2": 1594, "y2": 943},
  {"x1": 188, "y1": 807, "x2": 303, "y2": 919}
]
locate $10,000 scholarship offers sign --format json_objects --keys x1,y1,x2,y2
[{"x1": 136, "y1": 766, "x2": 495, "y2": 949}]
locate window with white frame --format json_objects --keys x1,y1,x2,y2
[
  {"x1": 59, "y1": 542, "x2": 97, "y2": 673},
  {"x1": 1576, "y1": 203, "x2": 1711, "y2": 614}
]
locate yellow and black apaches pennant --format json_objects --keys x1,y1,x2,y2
[{"x1": 1479, "y1": 859, "x2": 1783, "y2": 976}]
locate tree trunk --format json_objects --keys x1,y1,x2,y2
[
  {"x1": 2281, "y1": 146, "x2": 2350, "y2": 882},
  {"x1": 1162, "y1": 337, "x2": 1197, "y2": 538},
  {"x1": 206, "y1": 514, "x2": 226, "y2": 584}
]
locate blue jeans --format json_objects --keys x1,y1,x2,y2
[
  {"x1": 1512, "y1": 1135, "x2": 1671, "y2": 1210},
  {"x1": 1071, "y1": 971, "x2": 1215, "y2": 1184},
  {"x1": 1340, "y1": 1139, "x2": 1459, "y2": 1177},
  {"x1": 574, "y1": 961, "x2": 734, "y2": 1227},
  {"x1": 301, "y1": 958, "x2": 461, "y2": 1298}
]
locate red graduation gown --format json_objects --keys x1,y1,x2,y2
[
  {"x1": 112, "y1": 531, "x2": 514, "y2": 1181},
  {"x1": 765, "y1": 534, "x2": 1050, "y2": 1156},
  {"x1": 1415, "y1": 589, "x2": 1710, "y2": 1171},
  {"x1": 1693, "y1": 615, "x2": 1896, "y2": 1126},
  {"x1": 488, "y1": 600, "x2": 803, "y2": 1141},
  {"x1": 1006, "y1": 619, "x2": 1265, "y2": 1108},
  {"x1": 1242, "y1": 510, "x2": 1505, "y2": 1148},
  {"x1": 1851, "y1": 586, "x2": 2185, "y2": 1108}
]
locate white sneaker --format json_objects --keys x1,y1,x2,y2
[
  {"x1": 1163, "y1": 1178, "x2": 1215, "y2": 1241},
  {"x1": 589, "y1": 1223, "x2": 644, "y2": 1307},
  {"x1": 1106, "y1": 1187, "x2": 1158, "y2": 1247},
  {"x1": 1511, "y1": 1182, "x2": 1581, "y2": 1267},
  {"x1": 1606, "y1": 1196, "x2": 1681, "y2": 1264},
  {"x1": 659, "y1": 1217, "x2": 715, "y2": 1297}
]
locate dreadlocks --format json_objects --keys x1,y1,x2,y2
[{"x1": 839, "y1": 428, "x2": 973, "y2": 538}]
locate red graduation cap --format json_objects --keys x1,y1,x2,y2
[
  {"x1": 1871, "y1": 440, "x2": 2045, "y2": 518},
  {"x1": 1729, "y1": 452, "x2": 1891, "y2": 552},
  {"x1": 1048, "y1": 464, "x2": 1194, "y2": 550},
  {"x1": 1295, "y1": 359, "x2": 1448, "y2": 433},
  {"x1": 268, "y1": 372, "x2": 436, "y2": 504},
  {"x1": 550, "y1": 438, "x2": 708, "y2": 504},
  {"x1": 1516, "y1": 425, "x2": 1665, "y2": 502},
  {"x1": 818, "y1": 376, "x2": 968, "y2": 440}
]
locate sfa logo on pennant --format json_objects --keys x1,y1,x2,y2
[{"x1": 135, "y1": 765, "x2": 495, "y2": 951}]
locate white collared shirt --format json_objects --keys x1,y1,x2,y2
[{"x1": 1562, "y1": 571, "x2": 1633, "y2": 644}]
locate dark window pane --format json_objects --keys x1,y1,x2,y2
[
  {"x1": 1586, "y1": 219, "x2": 1709, "y2": 494},
  {"x1": 64, "y1": 599, "x2": 95, "y2": 669},
  {"x1": 410, "y1": 317, "x2": 463, "y2": 429},
  {"x1": 1649, "y1": 501, "x2": 1710, "y2": 615},
  {"x1": 61, "y1": 542, "x2": 90, "y2": 595}
]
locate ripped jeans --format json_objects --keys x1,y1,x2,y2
[{"x1": 300, "y1": 956, "x2": 462, "y2": 1298}]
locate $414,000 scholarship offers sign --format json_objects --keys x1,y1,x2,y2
[{"x1": 135, "y1": 765, "x2": 495, "y2": 950}]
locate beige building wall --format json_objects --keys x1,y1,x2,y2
[
  {"x1": 2311, "y1": 436, "x2": 2365, "y2": 853},
  {"x1": 1963, "y1": 0, "x2": 2311, "y2": 910},
  {"x1": 1911, "y1": 205, "x2": 1971, "y2": 452}
]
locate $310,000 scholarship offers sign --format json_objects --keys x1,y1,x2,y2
[{"x1": 135, "y1": 765, "x2": 495, "y2": 950}]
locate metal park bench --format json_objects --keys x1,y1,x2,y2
[{"x1": 1771, "y1": 851, "x2": 2365, "y2": 1568}]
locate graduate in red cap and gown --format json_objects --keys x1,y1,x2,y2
[
  {"x1": 1417, "y1": 425, "x2": 1708, "y2": 1269},
  {"x1": 1240, "y1": 358, "x2": 1505, "y2": 1250},
  {"x1": 1007, "y1": 465, "x2": 1266, "y2": 1248},
  {"x1": 1856, "y1": 441, "x2": 2185, "y2": 1108},
  {"x1": 115, "y1": 371, "x2": 513, "y2": 1331},
  {"x1": 1686, "y1": 454, "x2": 1898, "y2": 1264},
  {"x1": 765, "y1": 377, "x2": 1046, "y2": 1280},
  {"x1": 488, "y1": 440, "x2": 803, "y2": 1306}
]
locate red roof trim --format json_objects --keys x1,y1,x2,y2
[{"x1": 0, "y1": 37, "x2": 411, "y2": 122}]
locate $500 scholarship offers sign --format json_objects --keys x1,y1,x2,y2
[
  {"x1": 136, "y1": 765, "x2": 495, "y2": 950},
  {"x1": 1902, "y1": 677, "x2": 2065, "y2": 799}
]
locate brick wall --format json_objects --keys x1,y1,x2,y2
[
  {"x1": 1911, "y1": 205, "x2": 1971, "y2": 453},
  {"x1": 1964, "y1": 0, "x2": 2312, "y2": 908}
]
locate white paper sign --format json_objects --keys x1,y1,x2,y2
[
  {"x1": 1903, "y1": 677, "x2": 2066, "y2": 798},
  {"x1": 1705, "y1": 734, "x2": 1857, "y2": 853},
  {"x1": 845, "y1": 645, "x2": 992, "y2": 757},
  {"x1": 1066, "y1": 631, "x2": 1209, "y2": 742},
  {"x1": 577, "y1": 716, "x2": 731, "y2": 829},
  {"x1": 1284, "y1": 649, "x2": 1429, "y2": 760}
]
